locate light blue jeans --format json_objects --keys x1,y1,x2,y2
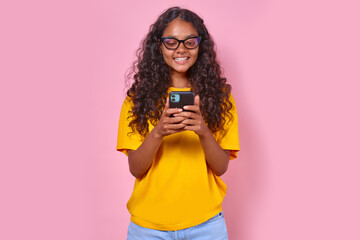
[{"x1": 127, "y1": 211, "x2": 228, "y2": 240}]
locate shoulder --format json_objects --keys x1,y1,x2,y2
[
  {"x1": 120, "y1": 96, "x2": 135, "y2": 120},
  {"x1": 223, "y1": 92, "x2": 238, "y2": 125},
  {"x1": 122, "y1": 96, "x2": 134, "y2": 109},
  {"x1": 225, "y1": 92, "x2": 237, "y2": 112},
  {"x1": 220, "y1": 88, "x2": 236, "y2": 106},
  {"x1": 228, "y1": 93, "x2": 235, "y2": 102}
]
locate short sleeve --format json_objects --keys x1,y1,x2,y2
[
  {"x1": 216, "y1": 94, "x2": 240, "y2": 160},
  {"x1": 116, "y1": 97, "x2": 143, "y2": 156}
]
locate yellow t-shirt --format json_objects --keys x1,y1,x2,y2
[{"x1": 116, "y1": 87, "x2": 240, "y2": 230}]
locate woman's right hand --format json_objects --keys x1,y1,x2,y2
[
  {"x1": 153, "y1": 98, "x2": 186, "y2": 138},
  {"x1": 127, "y1": 99, "x2": 186, "y2": 178}
]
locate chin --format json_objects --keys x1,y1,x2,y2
[{"x1": 172, "y1": 65, "x2": 192, "y2": 73}]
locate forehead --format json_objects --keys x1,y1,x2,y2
[{"x1": 162, "y1": 18, "x2": 198, "y2": 38}]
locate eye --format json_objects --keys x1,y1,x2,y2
[
  {"x1": 164, "y1": 39, "x2": 178, "y2": 46},
  {"x1": 185, "y1": 38, "x2": 198, "y2": 47}
]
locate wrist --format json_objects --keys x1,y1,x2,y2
[
  {"x1": 151, "y1": 125, "x2": 164, "y2": 140},
  {"x1": 198, "y1": 127, "x2": 212, "y2": 140}
]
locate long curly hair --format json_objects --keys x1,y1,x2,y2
[{"x1": 126, "y1": 6, "x2": 233, "y2": 137}]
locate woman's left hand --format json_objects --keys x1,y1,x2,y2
[
  {"x1": 174, "y1": 95, "x2": 210, "y2": 137},
  {"x1": 175, "y1": 95, "x2": 230, "y2": 176}
]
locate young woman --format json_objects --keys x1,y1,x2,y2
[{"x1": 117, "y1": 6, "x2": 239, "y2": 239}]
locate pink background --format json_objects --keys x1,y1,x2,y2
[{"x1": 1, "y1": 0, "x2": 359, "y2": 239}]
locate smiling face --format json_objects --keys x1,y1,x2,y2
[{"x1": 160, "y1": 18, "x2": 200, "y2": 78}]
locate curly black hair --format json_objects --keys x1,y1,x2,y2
[{"x1": 126, "y1": 6, "x2": 233, "y2": 137}]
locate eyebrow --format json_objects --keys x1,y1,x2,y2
[{"x1": 162, "y1": 34, "x2": 198, "y2": 39}]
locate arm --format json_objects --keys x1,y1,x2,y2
[
  {"x1": 177, "y1": 96, "x2": 230, "y2": 176},
  {"x1": 198, "y1": 131, "x2": 230, "y2": 176},
  {"x1": 127, "y1": 130, "x2": 162, "y2": 178},
  {"x1": 128, "y1": 100, "x2": 186, "y2": 178}
]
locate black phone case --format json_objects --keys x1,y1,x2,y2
[{"x1": 169, "y1": 91, "x2": 195, "y2": 109}]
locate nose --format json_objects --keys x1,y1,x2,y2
[{"x1": 176, "y1": 42, "x2": 187, "y2": 53}]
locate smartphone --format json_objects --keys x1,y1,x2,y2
[{"x1": 169, "y1": 91, "x2": 195, "y2": 110}]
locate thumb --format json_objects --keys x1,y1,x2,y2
[
  {"x1": 194, "y1": 95, "x2": 200, "y2": 107},
  {"x1": 164, "y1": 97, "x2": 170, "y2": 110}
]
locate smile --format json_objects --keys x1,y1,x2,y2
[
  {"x1": 174, "y1": 57, "x2": 189, "y2": 61},
  {"x1": 174, "y1": 57, "x2": 190, "y2": 64}
]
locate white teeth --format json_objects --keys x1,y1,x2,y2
[{"x1": 174, "y1": 57, "x2": 189, "y2": 61}]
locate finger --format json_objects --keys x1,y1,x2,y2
[
  {"x1": 164, "y1": 116, "x2": 186, "y2": 124},
  {"x1": 185, "y1": 111, "x2": 197, "y2": 119},
  {"x1": 183, "y1": 125, "x2": 200, "y2": 132},
  {"x1": 164, "y1": 123, "x2": 185, "y2": 130},
  {"x1": 181, "y1": 118, "x2": 199, "y2": 126},
  {"x1": 165, "y1": 108, "x2": 183, "y2": 117},
  {"x1": 182, "y1": 105, "x2": 200, "y2": 113},
  {"x1": 178, "y1": 110, "x2": 200, "y2": 120}
]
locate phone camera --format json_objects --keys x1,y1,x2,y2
[{"x1": 170, "y1": 94, "x2": 180, "y2": 103}]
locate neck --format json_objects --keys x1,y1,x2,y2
[{"x1": 170, "y1": 72, "x2": 191, "y2": 88}]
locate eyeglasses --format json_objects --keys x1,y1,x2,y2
[{"x1": 160, "y1": 36, "x2": 202, "y2": 50}]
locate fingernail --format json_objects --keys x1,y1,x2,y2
[
  {"x1": 178, "y1": 109, "x2": 183, "y2": 112},
  {"x1": 183, "y1": 106, "x2": 188, "y2": 110}
]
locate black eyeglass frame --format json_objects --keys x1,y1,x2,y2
[{"x1": 160, "y1": 36, "x2": 202, "y2": 50}]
